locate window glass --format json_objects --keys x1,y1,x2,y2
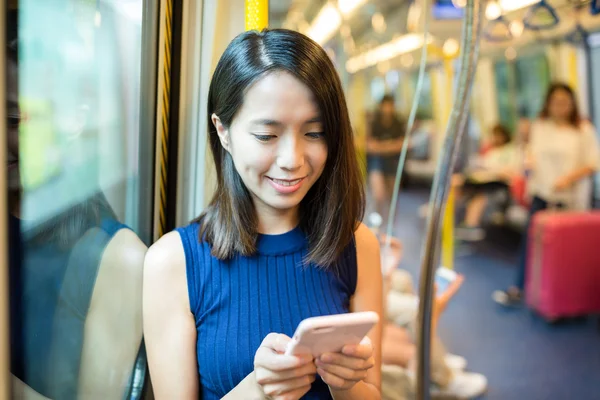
[{"x1": 6, "y1": 1, "x2": 153, "y2": 398}]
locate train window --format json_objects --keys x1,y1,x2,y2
[
  {"x1": 494, "y1": 52, "x2": 550, "y2": 133},
  {"x1": 515, "y1": 53, "x2": 551, "y2": 119},
  {"x1": 494, "y1": 60, "x2": 516, "y2": 132},
  {"x1": 7, "y1": 1, "x2": 154, "y2": 398},
  {"x1": 409, "y1": 70, "x2": 433, "y2": 120}
]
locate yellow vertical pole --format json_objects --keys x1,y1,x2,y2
[
  {"x1": 245, "y1": 0, "x2": 269, "y2": 31},
  {"x1": 567, "y1": 46, "x2": 579, "y2": 94},
  {"x1": 442, "y1": 186, "x2": 455, "y2": 269},
  {"x1": 441, "y1": 57, "x2": 455, "y2": 270}
]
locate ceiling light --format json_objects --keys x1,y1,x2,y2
[
  {"x1": 372, "y1": 12, "x2": 387, "y2": 34},
  {"x1": 499, "y1": 0, "x2": 540, "y2": 13},
  {"x1": 346, "y1": 33, "x2": 431, "y2": 74},
  {"x1": 486, "y1": 2, "x2": 502, "y2": 20},
  {"x1": 407, "y1": 2, "x2": 421, "y2": 33},
  {"x1": 452, "y1": 0, "x2": 467, "y2": 7},
  {"x1": 307, "y1": 4, "x2": 341, "y2": 45},
  {"x1": 338, "y1": 0, "x2": 368, "y2": 16},
  {"x1": 509, "y1": 20, "x2": 524, "y2": 37},
  {"x1": 443, "y1": 38, "x2": 460, "y2": 57}
]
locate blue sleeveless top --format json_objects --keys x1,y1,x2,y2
[
  {"x1": 176, "y1": 222, "x2": 358, "y2": 400},
  {"x1": 10, "y1": 215, "x2": 129, "y2": 399}
]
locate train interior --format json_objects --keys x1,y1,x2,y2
[{"x1": 2, "y1": 0, "x2": 600, "y2": 399}]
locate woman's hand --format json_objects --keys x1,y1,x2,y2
[
  {"x1": 432, "y1": 274, "x2": 464, "y2": 323},
  {"x1": 379, "y1": 235, "x2": 403, "y2": 279},
  {"x1": 553, "y1": 175, "x2": 572, "y2": 192},
  {"x1": 254, "y1": 333, "x2": 317, "y2": 400},
  {"x1": 315, "y1": 336, "x2": 376, "y2": 392}
]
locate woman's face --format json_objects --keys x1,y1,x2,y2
[
  {"x1": 214, "y1": 71, "x2": 328, "y2": 221},
  {"x1": 491, "y1": 130, "x2": 507, "y2": 147},
  {"x1": 547, "y1": 89, "x2": 574, "y2": 121},
  {"x1": 380, "y1": 100, "x2": 395, "y2": 118}
]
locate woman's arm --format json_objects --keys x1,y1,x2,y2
[
  {"x1": 77, "y1": 229, "x2": 146, "y2": 398},
  {"x1": 555, "y1": 123, "x2": 600, "y2": 191},
  {"x1": 325, "y1": 223, "x2": 383, "y2": 400},
  {"x1": 12, "y1": 375, "x2": 51, "y2": 400},
  {"x1": 143, "y1": 232, "x2": 199, "y2": 399}
]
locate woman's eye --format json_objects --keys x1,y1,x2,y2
[
  {"x1": 253, "y1": 134, "x2": 276, "y2": 142},
  {"x1": 306, "y1": 132, "x2": 325, "y2": 139}
]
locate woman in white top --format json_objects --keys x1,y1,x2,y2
[{"x1": 494, "y1": 83, "x2": 600, "y2": 306}]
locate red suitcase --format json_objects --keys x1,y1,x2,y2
[{"x1": 525, "y1": 211, "x2": 600, "y2": 320}]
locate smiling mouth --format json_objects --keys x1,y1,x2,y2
[{"x1": 267, "y1": 177, "x2": 305, "y2": 186}]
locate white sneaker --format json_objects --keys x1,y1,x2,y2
[
  {"x1": 433, "y1": 371, "x2": 488, "y2": 399},
  {"x1": 444, "y1": 353, "x2": 467, "y2": 371}
]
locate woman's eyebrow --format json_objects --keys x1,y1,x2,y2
[
  {"x1": 250, "y1": 118, "x2": 283, "y2": 127},
  {"x1": 305, "y1": 116, "x2": 321, "y2": 124}
]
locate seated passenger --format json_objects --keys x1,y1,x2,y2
[
  {"x1": 143, "y1": 29, "x2": 383, "y2": 400},
  {"x1": 453, "y1": 124, "x2": 518, "y2": 241},
  {"x1": 379, "y1": 236, "x2": 488, "y2": 399}
]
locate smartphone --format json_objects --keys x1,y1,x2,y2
[
  {"x1": 435, "y1": 266, "x2": 458, "y2": 294},
  {"x1": 285, "y1": 312, "x2": 379, "y2": 357}
]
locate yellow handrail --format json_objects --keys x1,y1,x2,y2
[{"x1": 245, "y1": 0, "x2": 269, "y2": 31}]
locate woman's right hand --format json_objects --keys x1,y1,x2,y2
[
  {"x1": 254, "y1": 333, "x2": 317, "y2": 400},
  {"x1": 432, "y1": 275, "x2": 464, "y2": 323}
]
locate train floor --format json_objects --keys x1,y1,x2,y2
[{"x1": 386, "y1": 187, "x2": 600, "y2": 400}]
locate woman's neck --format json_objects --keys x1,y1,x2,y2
[
  {"x1": 551, "y1": 117, "x2": 570, "y2": 127},
  {"x1": 255, "y1": 204, "x2": 299, "y2": 235}
]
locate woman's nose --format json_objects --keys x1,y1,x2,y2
[{"x1": 276, "y1": 136, "x2": 304, "y2": 171}]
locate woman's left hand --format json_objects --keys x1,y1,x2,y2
[
  {"x1": 315, "y1": 336, "x2": 375, "y2": 391},
  {"x1": 553, "y1": 176, "x2": 572, "y2": 191}
]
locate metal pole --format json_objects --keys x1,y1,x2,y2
[{"x1": 415, "y1": 1, "x2": 482, "y2": 399}]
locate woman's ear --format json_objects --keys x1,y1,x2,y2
[{"x1": 212, "y1": 113, "x2": 230, "y2": 152}]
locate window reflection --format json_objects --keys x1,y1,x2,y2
[{"x1": 7, "y1": 1, "x2": 151, "y2": 398}]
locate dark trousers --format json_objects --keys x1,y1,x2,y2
[{"x1": 515, "y1": 196, "x2": 564, "y2": 290}]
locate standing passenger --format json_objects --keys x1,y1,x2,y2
[
  {"x1": 366, "y1": 95, "x2": 407, "y2": 225},
  {"x1": 143, "y1": 29, "x2": 383, "y2": 400},
  {"x1": 493, "y1": 83, "x2": 600, "y2": 306}
]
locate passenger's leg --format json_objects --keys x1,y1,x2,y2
[
  {"x1": 369, "y1": 169, "x2": 389, "y2": 221},
  {"x1": 493, "y1": 196, "x2": 548, "y2": 306},
  {"x1": 382, "y1": 323, "x2": 416, "y2": 368},
  {"x1": 464, "y1": 194, "x2": 488, "y2": 227}
]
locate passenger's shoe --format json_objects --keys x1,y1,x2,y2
[
  {"x1": 456, "y1": 226, "x2": 486, "y2": 242},
  {"x1": 492, "y1": 287, "x2": 522, "y2": 307},
  {"x1": 444, "y1": 353, "x2": 467, "y2": 371},
  {"x1": 432, "y1": 371, "x2": 488, "y2": 399}
]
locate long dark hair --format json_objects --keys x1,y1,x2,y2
[
  {"x1": 196, "y1": 29, "x2": 365, "y2": 266},
  {"x1": 539, "y1": 82, "x2": 581, "y2": 128},
  {"x1": 491, "y1": 124, "x2": 511, "y2": 145}
]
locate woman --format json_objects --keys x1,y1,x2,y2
[
  {"x1": 143, "y1": 29, "x2": 383, "y2": 400},
  {"x1": 493, "y1": 83, "x2": 600, "y2": 306},
  {"x1": 454, "y1": 124, "x2": 518, "y2": 241},
  {"x1": 366, "y1": 95, "x2": 407, "y2": 224}
]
